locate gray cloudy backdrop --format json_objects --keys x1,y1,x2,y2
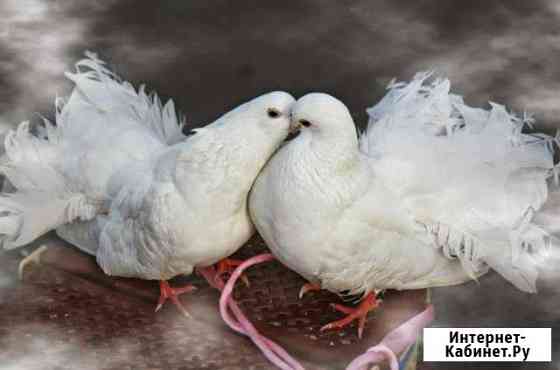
[
  {"x1": 1, "y1": 0, "x2": 560, "y2": 133},
  {"x1": 1, "y1": 1, "x2": 559, "y2": 369}
]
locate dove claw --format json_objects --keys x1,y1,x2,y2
[
  {"x1": 319, "y1": 292, "x2": 379, "y2": 338},
  {"x1": 155, "y1": 280, "x2": 195, "y2": 317},
  {"x1": 298, "y1": 282, "x2": 321, "y2": 299},
  {"x1": 18, "y1": 245, "x2": 49, "y2": 281},
  {"x1": 240, "y1": 273, "x2": 250, "y2": 288},
  {"x1": 215, "y1": 258, "x2": 250, "y2": 287},
  {"x1": 358, "y1": 315, "x2": 367, "y2": 339}
]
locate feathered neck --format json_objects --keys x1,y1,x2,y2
[
  {"x1": 283, "y1": 127, "x2": 366, "y2": 207},
  {"x1": 294, "y1": 123, "x2": 361, "y2": 168}
]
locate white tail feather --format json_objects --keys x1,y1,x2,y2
[
  {"x1": 64, "y1": 51, "x2": 187, "y2": 145},
  {"x1": 364, "y1": 73, "x2": 559, "y2": 293},
  {"x1": 0, "y1": 192, "x2": 69, "y2": 249},
  {"x1": 0, "y1": 51, "x2": 186, "y2": 250},
  {"x1": 0, "y1": 121, "x2": 96, "y2": 250}
]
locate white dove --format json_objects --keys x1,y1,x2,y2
[
  {"x1": 249, "y1": 73, "x2": 559, "y2": 337},
  {"x1": 0, "y1": 52, "x2": 295, "y2": 315}
]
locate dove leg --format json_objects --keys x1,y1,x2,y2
[
  {"x1": 214, "y1": 258, "x2": 250, "y2": 287},
  {"x1": 18, "y1": 245, "x2": 49, "y2": 280},
  {"x1": 155, "y1": 280, "x2": 196, "y2": 317},
  {"x1": 320, "y1": 292, "x2": 380, "y2": 339},
  {"x1": 196, "y1": 265, "x2": 223, "y2": 290},
  {"x1": 298, "y1": 282, "x2": 321, "y2": 299}
]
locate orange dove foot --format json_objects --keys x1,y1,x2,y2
[
  {"x1": 215, "y1": 258, "x2": 250, "y2": 287},
  {"x1": 155, "y1": 280, "x2": 196, "y2": 317},
  {"x1": 320, "y1": 292, "x2": 380, "y2": 339}
]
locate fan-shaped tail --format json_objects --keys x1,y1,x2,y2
[
  {"x1": 363, "y1": 73, "x2": 559, "y2": 293},
  {"x1": 0, "y1": 121, "x2": 97, "y2": 250},
  {"x1": 62, "y1": 51, "x2": 187, "y2": 145},
  {"x1": 0, "y1": 51, "x2": 187, "y2": 250}
]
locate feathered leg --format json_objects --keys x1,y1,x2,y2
[
  {"x1": 155, "y1": 280, "x2": 196, "y2": 317},
  {"x1": 320, "y1": 292, "x2": 381, "y2": 339}
]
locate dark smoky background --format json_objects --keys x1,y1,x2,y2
[
  {"x1": 2, "y1": 0, "x2": 560, "y2": 132},
  {"x1": 1, "y1": 1, "x2": 559, "y2": 369}
]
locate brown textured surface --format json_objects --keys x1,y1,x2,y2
[{"x1": 0, "y1": 233, "x2": 427, "y2": 370}]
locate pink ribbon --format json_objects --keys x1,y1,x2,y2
[
  {"x1": 204, "y1": 253, "x2": 305, "y2": 370},
  {"x1": 345, "y1": 304, "x2": 435, "y2": 370},
  {"x1": 211, "y1": 253, "x2": 435, "y2": 370}
]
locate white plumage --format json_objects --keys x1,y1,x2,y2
[
  {"x1": 250, "y1": 73, "x2": 559, "y2": 298},
  {"x1": 1, "y1": 52, "x2": 295, "y2": 283}
]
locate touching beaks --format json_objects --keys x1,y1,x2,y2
[{"x1": 289, "y1": 119, "x2": 302, "y2": 133}]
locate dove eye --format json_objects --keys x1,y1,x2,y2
[
  {"x1": 267, "y1": 108, "x2": 281, "y2": 118},
  {"x1": 299, "y1": 119, "x2": 311, "y2": 127}
]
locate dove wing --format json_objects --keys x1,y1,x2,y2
[{"x1": 94, "y1": 127, "x2": 232, "y2": 279}]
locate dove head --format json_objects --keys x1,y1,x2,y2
[
  {"x1": 290, "y1": 93, "x2": 358, "y2": 144},
  {"x1": 218, "y1": 91, "x2": 295, "y2": 140}
]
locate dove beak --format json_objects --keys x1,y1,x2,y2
[{"x1": 289, "y1": 119, "x2": 302, "y2": 133}]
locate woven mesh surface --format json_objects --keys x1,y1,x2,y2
[{"x1": 0, "y1": 233, "x2": 427, "y2": 370}]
